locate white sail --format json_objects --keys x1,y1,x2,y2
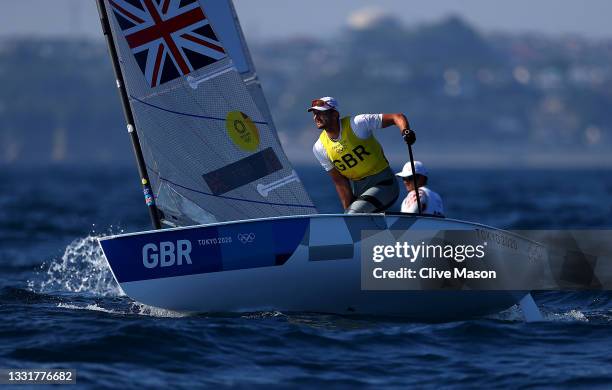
[{"x1": 103, "y1": 0, "x2": 316, "y2": 225}]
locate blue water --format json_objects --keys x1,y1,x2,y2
[{"x1": 1, "y1": 165, "x2": 612, "y2": 388}]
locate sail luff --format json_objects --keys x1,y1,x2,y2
[{"x1": 96, "y1": 0, "x2": 161, "y2": 229}]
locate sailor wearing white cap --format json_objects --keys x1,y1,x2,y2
[
  {"x1": 395, "y1": 161, "x2": 444, "y2": 216},
  {"x1": 309, "y1": 96, "x2": 416, "y2": 213}
]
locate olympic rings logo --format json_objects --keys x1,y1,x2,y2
[{"x1": 237, "y1": 233, "x2": 256, "y2": 244}]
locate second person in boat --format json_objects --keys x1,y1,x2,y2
[
  {"x1": 308, "y1": 96, "x2": 416, "y2": 213},
  {"x1": 396, "y1": 160, "x2": 445, "y2": 217}
]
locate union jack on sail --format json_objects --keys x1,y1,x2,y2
[{"x1": 109, "y1": 0, "x2": 226, "y2": 87}]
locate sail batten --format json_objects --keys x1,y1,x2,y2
[{"x1": 104, "y1": 0, "x2": 317, "y2": 225}]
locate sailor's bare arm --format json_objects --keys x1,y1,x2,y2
[
  {"x1": 328, "y1": 169, "x2": 354, "y2": 210},
  {"x1": 382, "y1": 113, "x2": 414, "y2": 144},
  {"x1": 382, "y1": 113, "x2": 410, "y2": 131}
]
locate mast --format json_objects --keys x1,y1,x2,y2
[{"x1": 95, "y1": 0, "x2": 162, "y2": 229}]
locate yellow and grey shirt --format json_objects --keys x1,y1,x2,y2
[{"x1": 313, "y1": 114, "x2": 389, "y2": 181}]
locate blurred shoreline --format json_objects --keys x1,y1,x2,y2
[{"x1": 1, "y1": 16, "x2": 611, "y2": 167}]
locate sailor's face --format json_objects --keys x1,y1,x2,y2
[
  {"x1": 403, "y1": 177, "x2": 415, "y2": 192},
  {"x1": 312, "y1": 110, "x2": 332, "y2": 129},
  {"x1": 403, "y1": 175, "x2": 425, "y2": 192}
]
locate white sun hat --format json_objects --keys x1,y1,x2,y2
[
  {"x1": 395, "y1": 161, "x2": 428, "y2": 178},
  {"x1": 307, "y1": 96, "x2": 339, "y2": 112}
]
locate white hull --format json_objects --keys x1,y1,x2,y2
[{"x1": 99, "y1": 214, "x2": 544, "y2": 320}]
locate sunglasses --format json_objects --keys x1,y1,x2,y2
[{"x1": 311, "y1": 99, "x2": 329, "y2": 108}]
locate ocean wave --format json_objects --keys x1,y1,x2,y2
[
  {"x1": 27, "y1": 233, "x2": 124, "y2": 297},
  {"x1": 57, "y1": 302, "x2": 121, "y2": 315},
  {"x1": 55, "y1": 300, "x2": 190, "y2": 318},
  {"x1": 128, "y1": 302, "x2": 190, "y2": 318},
  {"x1": 547, "y1": 309, "x2": 589, "y2": 322}
]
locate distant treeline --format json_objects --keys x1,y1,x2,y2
[{"x1": 0, "y1": 16, "x2": 610, "y2": 165}]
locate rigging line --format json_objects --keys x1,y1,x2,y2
[
  {"x1": 147, "y1": 166, "x2": 317, "y2": 209},
  {"x1": 129, "y1": 94, "x2": 268, "y2": 125}
]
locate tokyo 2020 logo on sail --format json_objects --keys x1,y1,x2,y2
[
  {"x1": 225, "y1": 111, "x2": 261, "y2": 151},
  {"x1": 109, "y1": 0, "x2": 226, "y2": 87}
]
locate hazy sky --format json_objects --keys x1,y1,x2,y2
[{"x1": 1, "y1": 0, "x2": 612, "y2": 41}]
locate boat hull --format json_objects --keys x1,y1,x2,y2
[{"x1": 99, "y1": 214, "x2": 541, "y2": 320}]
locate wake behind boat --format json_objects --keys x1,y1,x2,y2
[{"x1": 95, "y1": 0, "x2": 544, "y2": 320}]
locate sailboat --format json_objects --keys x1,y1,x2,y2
[{"x1": 95, "y1": 0, "x2": 545, "y2": 321}]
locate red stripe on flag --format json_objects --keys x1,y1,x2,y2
[
  {"x1": 151, "y1": 43, "x2": 164, "y2": 87},
  {"x1": 166, "y1": 40, "x2": 190, "y2": 75},
  {"x1": 139, "y1": 0, "x2": 195, "y2": 74},
  {"x1": 126, "y1": 7, "x2": 207, "y2": 48}
]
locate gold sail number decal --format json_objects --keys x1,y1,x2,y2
[{"x1": 226, "y1": 111, "x2": 260, "y2": 151}]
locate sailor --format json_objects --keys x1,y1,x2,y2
[
  {"x1": 395, "y1": 161, "x2": 444, "y2": 216},
  {"x1": 309, "y1": 96, "x2": 416, "y2": 213}
]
